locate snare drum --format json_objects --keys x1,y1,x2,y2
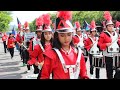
[
  {"x1": 113, "y1": 53, "x2": 120, "y2": 69},
  {"x1": 92, "y1": 54, "x2": 105, "y2": 68}
]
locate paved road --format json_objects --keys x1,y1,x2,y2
[{"x1": 0, "y1": 38, "x2": 110, "y2": 79}]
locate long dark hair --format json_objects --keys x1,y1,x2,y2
[
  {"x1": 53, "y1": 32, "x2": 74, "y2": 50},
  {"x1": 41, "y1": 32, "x2": 53, "y2": 49}
]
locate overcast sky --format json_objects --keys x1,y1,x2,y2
[{"x1": 10, "y1": 11, "x2": 57, "y2": 26}]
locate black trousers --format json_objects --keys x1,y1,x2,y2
[
  {"x1": 85, "y1": 57, "x2": 88, "y2": 62},
  {"x1": 19, "y1": 46, "x2": 23, "y2": 60},
  {"x1": 3, "y1": 41, "x2": 7, "y2": 53},
  {"x1": 22, "y1": 49, "x2": 29, "y2": 64},
  {"x1": 8, "y1": 48, "x2": 14, "y2": 58},
  {"x1": 89, "y1": 54, "x2": 100, "y2": 78},
  {"x1": 33, "y1": 64, "x2": 39, "y2": 74},
  {"x1": 83, "y1": 48, "x2": 88, "y2": 62},
  {"x1": 105, "y1": 56, "x2": 113, "y2": 79},
  {"x1": 22, "y1": 48, "x2": 31, "y2": 70}
]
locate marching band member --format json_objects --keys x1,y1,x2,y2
[
  {"x1": 26, "y1": 16, "x2": 43, "y2": 77},
  {"x1": 73, "y1": 21, "x2": 88, "y2": 62},
  {"x1": 2, "y1": 32, "x2": 8, "y2": 53},
  {"x1": 7, "y1": 33, "x2": 16, "y2": 59},
  {"x1": 84, "y1": 20, "x2": 101, "y2": 79},
  {"x1": 40, "y1": 11, "x2": 89, "y2": 79},
  {"x1": 27, "y1": 14, "x2": 53, "y2": 79},
  {"x1": 15, "y1": 25, "x2": 24, "y2": 60},
  {"x1": 97, "y1": 11, "x2": 120, "y2": 79},
  {"x1": 74, "y1": 21, "x2": 84, "y2": 49},
  {"x1": 22, "y1": 22, "x2": 31, "y2": 72}
]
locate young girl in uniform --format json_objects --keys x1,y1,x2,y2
[
  {"x1": 27, "y1": 14, "x2": 53, "y2": 79},
  {"x1": 7, "y1": 33, "x2": 16, "y2": 59},
  {"x1": 40, "y1": 11, "x2": 89, "y2": 79}
]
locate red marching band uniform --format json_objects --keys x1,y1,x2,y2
[
  {"x1": 2, "y1": 33, "x2": 8, "y2": 53},
  {"x1": 97, "y1": 11, "x2": 120, "y2": 79},
  {"x1": 7, "y1": 36, "x2": 16, "y2": 48},
  {"x1": 84, "y1": 20, "x2": 102, "y2": 79},
  {"x1": 28, "y1": 14, "x2": 53, "y2": 71},
  {"x1": 2, "y1": 33, "x2": 8, "y2": 42},
  {"x1": 40, "y1": 11, "x2": 89, "y2": 79}
]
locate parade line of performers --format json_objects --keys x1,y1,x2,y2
[{"x1": 2, "y1": 11, "x2": 120, "y2": 79}]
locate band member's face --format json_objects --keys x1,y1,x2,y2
[
  {"x1": 76, "y1": 31, "x2": 81, "y2": 36},
  {"x1": 107, "y1": 24, "x2": 114, "y2": 32},
  {"x1": 44, "y1": 31, "x2": 52, "y2": 41},
  {"x1": 91, "y1": 31, "x2": 96, "y2": 36},
  {"x1": 58, "y1": 32, "x2": 72, "y2": 46},
  {"x1": 22, "y1": 29, "x2": 25, "y2": 32},
  {"x1": 36, "y1": 31, "x2": 42, "y2": 37},
  {"x1": 9, "y1": 34, "x2": 12, "y2": 37}
]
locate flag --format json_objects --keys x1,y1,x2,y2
[
  {"x1": 12, "y1": 26, "x2": 15, "y2": 35},
  {"x1": 83, "y1": 20, "x2": 90, "y2": 31},
  {"x1": 17, "y1": 17, "x2": 21, "y2": 29}
]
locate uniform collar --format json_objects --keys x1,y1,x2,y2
[{"x1": 61, "y1": 46, "x2": 72, "y2": 55}]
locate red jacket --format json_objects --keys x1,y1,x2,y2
[
  {"x1": 40, "y1": 47, "x2": 89, "y2": 79},
  {"x1": 97, "y1": 32, "x2": 112, "y2": 51},
  {"x1": 7, "y1": 37, "x2": 16, "y2": 48},
  {"x1": 16, "y1": 33, "x2": 23, "y2": 43},
  {"x1": 72, "y1": 35, "x2": 80, "y2": 45},
  {"x1": 84, "y1": 37, "x2": 97, "y2": 51},
  {"x1": 28, "y1": 43, "x2": 52, "y2": 65},
  {"x1": 2, "y1": 35, "x2": 8, "y2": 41}
]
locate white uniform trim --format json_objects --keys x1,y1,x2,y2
[
  {"x1": 76, "y1": 34, "x2": 84, "y2": 49},
  {"x1": 103, "y1": 31, "x2": 119, "y2": 57},
  {"x1": 38, "y1": 40, "x2": 45, "y2": 52},
  {"x1": 88, "y1": 36, "x2": 100, "y2": 55},
  {"x1": 53, "y1": 47, "x2": 82, "y2": 79}
]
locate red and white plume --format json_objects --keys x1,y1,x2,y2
[
  {"x1": 43, "y1": 14, "x2": 51, "y2": 26},
  {"x1": 24, "y1": 21, "x2": 29, "y2": 29},
  {"x1": 115, "y1": 21, "x2": 120, "y2": 28},
  {"x1": 104, "y1": 11, "x2": 112, "y2": 21},
  {"x1": 75, "y1": 21, "x2": 81, "y2": 28},
  {"x1": 90, "y1": 20, "x2": 96, "y2": 29},
  {"x1": 36, "y1": 15, "x2": 43, "y2": 26},
  {"x1": 58, "y1": 11, "x2": 72, "y2": 20}
]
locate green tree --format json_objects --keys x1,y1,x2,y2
[
  {"x1": 0, "y1": 11, "x2": 12, "y2": 32},
  {"x1": 72, "y1": 11, "x2": 104, "y2": 27},
  {"x1": 29, "y1": 19, "x2": 36, "y2": 32}
]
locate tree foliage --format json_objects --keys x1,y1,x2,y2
[
  {"x1": 0, "y1": 11, "x2": 12, "y2": 32},
  {"x1": 29, "y1": 11, "x2": 120, "y2": 31}
]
